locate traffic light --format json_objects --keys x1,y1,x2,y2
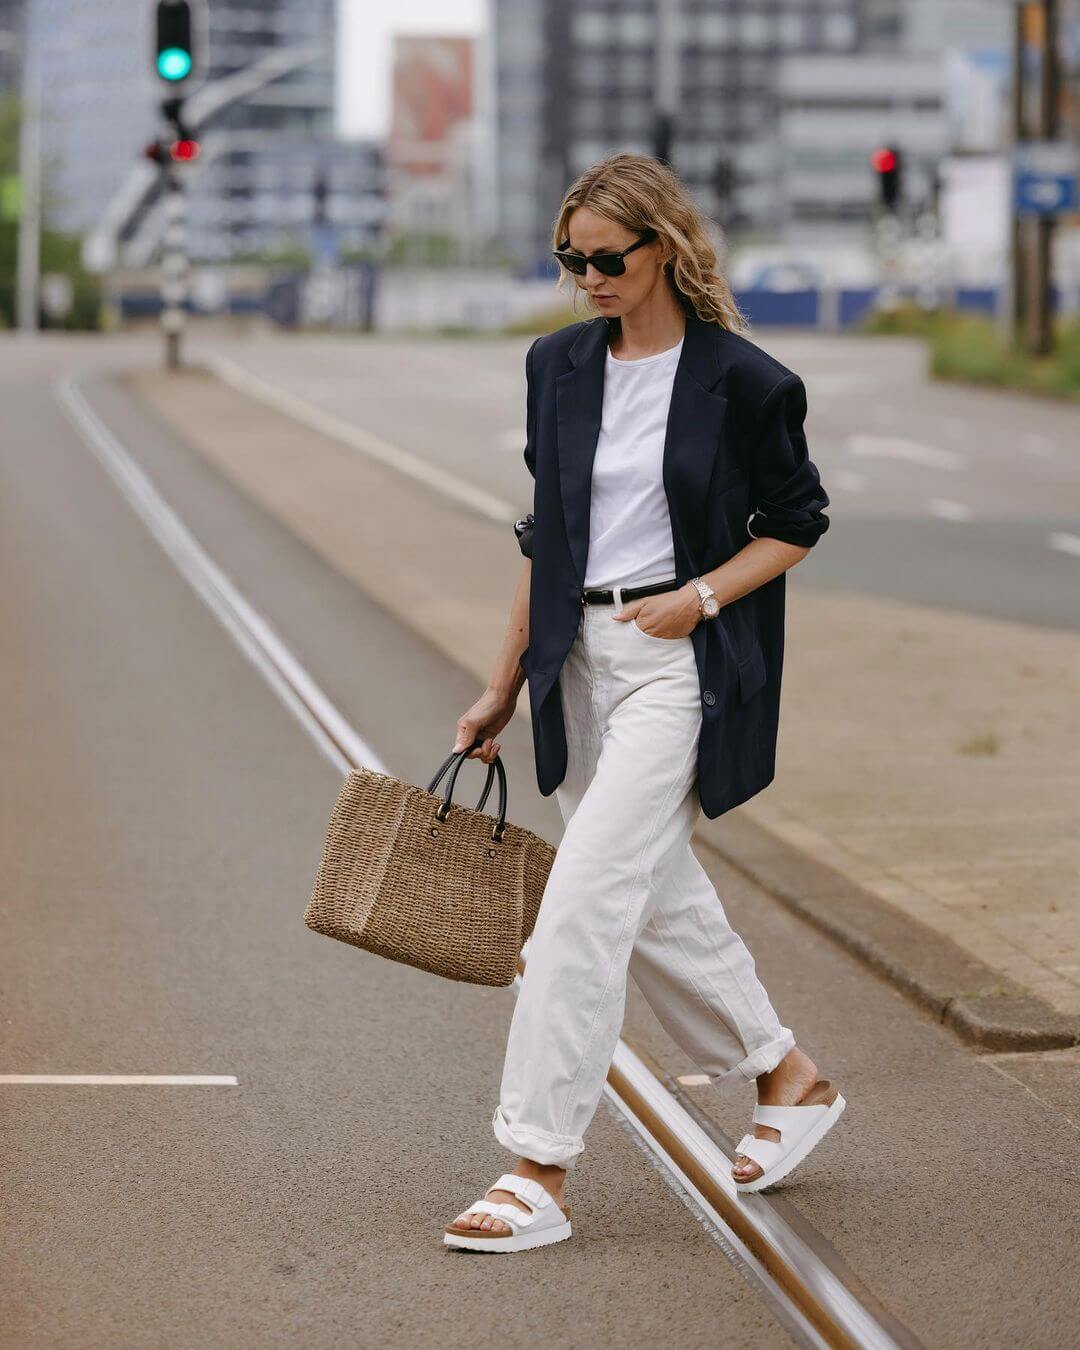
[
  {"x1": 870, "y1": 146, "x2": 902, "y2": 211},
  {"x1": 156, "y1": 1, "x2": 196, "y2": 83},
  {"x1": 653, "y1": 111, "x2": 673, "y2": 166},
  {"x1": 144, "y1": 136, "x2": 200, "y2": 165},
  {"x1": 313, "y1": 171, "x2": 329, "y2": 225},
  {"x1": 170, "y1": 137, "x2": 200, "y2": 161},
  {"x1": 712, "y1": 154, "x2": 735, "y2": 224}
]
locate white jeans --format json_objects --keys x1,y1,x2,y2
[{"x1": 493, "y1": 586, "x2": 796, "y2": 1169}]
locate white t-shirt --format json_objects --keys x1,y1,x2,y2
[{"x1": 583, "y1": 335, "x2": 683, "y2": 590}]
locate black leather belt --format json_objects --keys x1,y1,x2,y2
[{"x1": 581, "y1": 578, "x2": 680, "y2": 605}]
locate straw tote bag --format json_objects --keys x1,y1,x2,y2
[{"x1": 304, "y1": 740, "x2": 555, "y2": 987}]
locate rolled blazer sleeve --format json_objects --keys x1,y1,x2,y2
[
  {"x1": 515, "y1": 337, "x2": 540, "y2": 557},
  {"x1": 747, "y1": 373, "x2": 830, "y2": 548}
]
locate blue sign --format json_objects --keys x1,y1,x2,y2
[{"x1": 1013, "y1": 141, "x2": 1079, "y2": 217}]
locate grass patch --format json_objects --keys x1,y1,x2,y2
[
  {"x1": 862, "y1": 303, "x2": 1080, "y2": 401},
  {"x1": 502, "y1": 304, "x2": 585, "y2": 336}
]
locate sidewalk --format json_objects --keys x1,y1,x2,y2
[{"x1": 125, "y1": 360, "x2": 1080, "y2": 1051}]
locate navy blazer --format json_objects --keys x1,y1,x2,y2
[{"x1": 518, "y1": 308, "x2": 830, "y2": 820}]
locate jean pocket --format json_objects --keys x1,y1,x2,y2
[{"x1": 631, "y1": 617, "x2": 682, "y2": 644}]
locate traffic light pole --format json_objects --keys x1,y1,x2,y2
[
  {"x1": 160, "y1": 159, "x2": 189, "y2": 369},
  {"x1": 153, "y1": 95, "x2": 192, "y2": 371}
]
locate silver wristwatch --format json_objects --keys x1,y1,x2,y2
[{"x1": 689, "y1": 576, "x2": 720, "y2": 619}]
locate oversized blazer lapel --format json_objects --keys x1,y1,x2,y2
[{"x1": 554, "y1": 309, "x2": 728, "y2": 585}]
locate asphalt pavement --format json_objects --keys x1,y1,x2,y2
[
  {"x1": 2, "y1": 335, "x2": 1078, "y2": 1349},
  {"x1": 201, "y1": 330, "x2": 1080, "y2": 631}
]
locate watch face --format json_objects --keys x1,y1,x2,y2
[{"x1": 703, "y1": 596, "x2": 720, "y2": 618}]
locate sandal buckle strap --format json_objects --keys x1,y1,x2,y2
[
  {"x1": 735, "y1": 1133, "x2": 784, "y2": 1171},
  {"x1": 752, "y1": 1101, "x2": 828, "y2": 1134},
  {"x1": 493, "y1": 1173, "x2": 548, "y2": 1209}
]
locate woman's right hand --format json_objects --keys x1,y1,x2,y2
[{"x1": 452, "y1": 687, "x2": 518, "y2": 764}]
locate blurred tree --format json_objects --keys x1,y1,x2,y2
[
  {"x1": 0, "y1": 94, "x2": 18, "y2": 325},
  {"x1": 0, "y1": 94, "x2": 100, "y2": 329}
]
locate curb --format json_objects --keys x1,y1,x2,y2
[
  {"x1": 143, "y1": 361, "x2": 1078, "y2": 1056},
  {"x1": 695, "y1": 810, "x2": 1080, "y2": 1054}
]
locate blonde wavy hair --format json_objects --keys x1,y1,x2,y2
[{"x1": 551, "y1": 153, "x2": 746, "y2": 334}]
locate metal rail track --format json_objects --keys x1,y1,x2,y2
[{"x1": 57, "y1": 372, "x2": 918, "y2": 1349}]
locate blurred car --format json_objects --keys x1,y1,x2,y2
[{"x1": 740, "y1": 261, "x2": 823, "y2": 292}]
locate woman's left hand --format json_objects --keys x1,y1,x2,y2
[{"x1": 613, "y1": 583, "x2": 703, "y2": 639}]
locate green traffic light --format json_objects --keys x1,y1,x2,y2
[{"x1": 157, "y1": 47, "x2": 192, "y2": 81}]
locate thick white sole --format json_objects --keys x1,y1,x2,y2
[
  {"x1": 734, "y1": 1093, "x2": 847, "y2": 1194},
  {"x1": 443, "y1": 1220, "x2": 572, "y2": 1254}
]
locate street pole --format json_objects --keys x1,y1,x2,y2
[
  {"x1": 1012, "y1": 0, "x2": 1062, "y2": 355},
  {"x1": 1008, "y1": 1, "x2": 1027, "y2": 342},
  {"x1": 1029, "y1": 0, "x2": 1059, "y2": 355},
  {"x1": 14, "y1": 33, "x2": 40, "y2": 334}
]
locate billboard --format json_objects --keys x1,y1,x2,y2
[{"x1": 387, "y1": 35, "x2": 474, "y2": 177}]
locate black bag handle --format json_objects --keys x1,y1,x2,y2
[
  {"x1": 426, "y1": 738, "x2": 497, "y2": 809},
  {"x1": 425, "y1": 737, "x2": 508, "y2": 842}
]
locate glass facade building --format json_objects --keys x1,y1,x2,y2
[{"x1": 24, "y1": 0, "x2": 380, "y2": 259}]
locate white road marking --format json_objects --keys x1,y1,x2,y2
[
  {"x1": 831, "y1": 470, "x2": 866, "y2": 493},
  {"x1": 846, "y1": 434, "x2": 966, "y2": 470},
  {"x1": 1, "y1": 1075, "x2": 238, "y2": 1086},
  {"x1": 207, "y1": 354, "x2": 518, "y2": 526},
  {"x1": 1048, "y1": 531, "x2": 1080, "y2": 557},
  {"x1": 928, "y1": 498, "x2": 974, "y2": 521},
  {"x1": 57, "y1": 377, "x2": 902, "y2": 1349},
  {"x1": 676, "y1": 1074, "x2": 713, "y2": 1087},
  {"x1": 55, "y1": 376, "x2": 382, "y2": 779}
]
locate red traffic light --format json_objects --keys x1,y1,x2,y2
[
  {"x1": 870, "y1": 147, "x2": 897, "y2": 174},
  {"x1": 169, "y1": 138, "x2": 200, "y2": 162}
]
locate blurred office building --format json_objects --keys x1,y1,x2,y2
[
  {"x1": 778, "y1": 0, "x2": 1012, "y2": 236},
  {"x1": 24, "y1": 0, "x2": 383, "y2": 261},
  {"x1": 491, "y1": 0, "x2": 1015, "y2": 268}
]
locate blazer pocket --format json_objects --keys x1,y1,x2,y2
[{"x1": 737, "y1": 645, "x2": 767, "y2": 703}]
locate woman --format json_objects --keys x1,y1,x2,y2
[{"x1": 443, "y1": 153, "x2": 844, "y2": 1254}]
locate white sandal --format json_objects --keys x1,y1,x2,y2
[
  {"x1": 443, "y1": 1173, "x2": 572, "y2": 1253},
  {"x1": 733, "y1": 1079, "x2": 846, "y2": 1193}
]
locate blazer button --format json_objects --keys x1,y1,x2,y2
[{"x1": 702, "y1": 690, "x2": 716, "y2": 707}]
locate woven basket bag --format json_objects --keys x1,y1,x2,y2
[{"x1": 304, "y1": 741, "x2": 555, "y2": 987}]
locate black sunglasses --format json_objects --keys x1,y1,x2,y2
[{"x1": 553, "y1": 228, "x2": 658, "y2": 277}]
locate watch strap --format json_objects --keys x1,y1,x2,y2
[{"x1": 689, "y1": 576, "x2": 716, "y2": 612}]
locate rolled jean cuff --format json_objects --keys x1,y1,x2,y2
[
  {"x1": 492, "y1": 1106, "x2": 585, "y2": 1169},
  {"x1": 709, "y1": 1028, "x2": 797, "y2": 1095}
]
